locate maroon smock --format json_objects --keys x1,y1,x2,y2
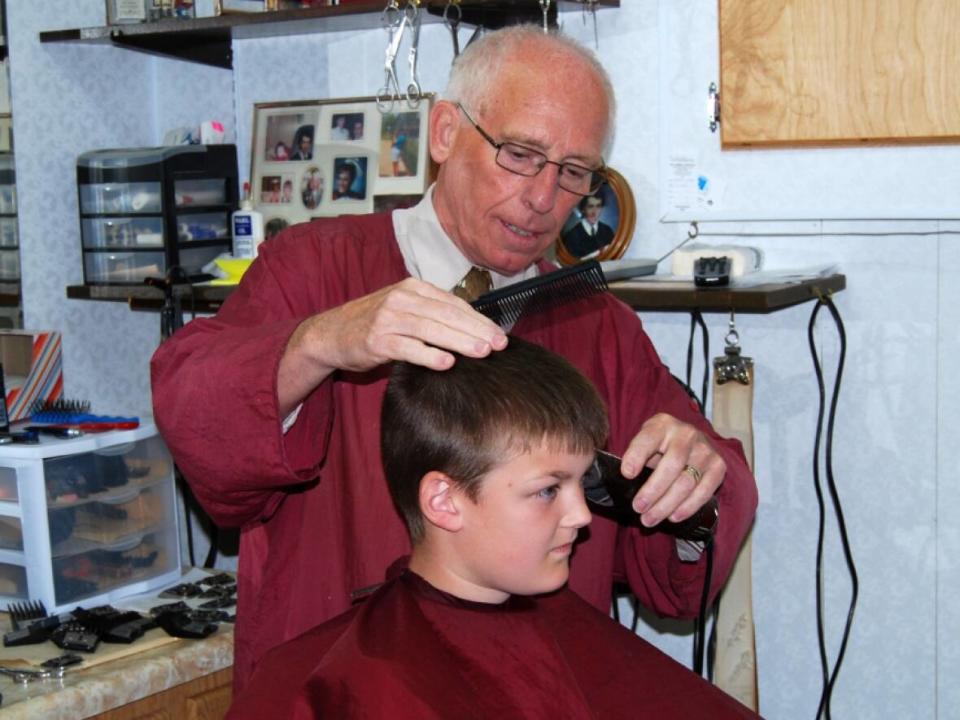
[{"x1": 227, "y1": 570, "x2": 762, "y2": 719}]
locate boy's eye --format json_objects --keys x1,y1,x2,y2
[{"x1": 536, "y1": 485, "x2": 559, "y2": 501}]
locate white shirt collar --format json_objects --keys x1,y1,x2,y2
[{"x1": 392, "y1": 185, "x2": 539, "y2": 292}]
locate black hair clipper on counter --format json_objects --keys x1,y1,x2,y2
[{"x1": 582, "y1": 449, "x2": 718, "y2": 543}]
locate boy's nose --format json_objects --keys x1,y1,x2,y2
[{"x1": 565, "y1": 487, "x2": 593, "y2": 530}]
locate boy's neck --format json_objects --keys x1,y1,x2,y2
[{"x1": 408, "y1": 546, "x2": 511, "y2": 605}]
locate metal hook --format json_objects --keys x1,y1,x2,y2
[
  {"x1": 405, "y1": 0, "x2": 422, "y2": 108},
  {"x1": 584, "y1": 0, "x2": 599, "y2": 49},
  {"x1": 377, "y1": 1, "x2": 408, "y2": 114},
  {"x1": 688, "y1": 221, "x2": 699, "y2": 240},
  {"x1": 444, "y1": 0, "x2": 462, "y2": 58},
  {"x1": 715, "y1": 308, "x2": 752, "y2": 385},
  {"x1": 725, "y1": 308, "x2": 740, "y2": 349}
]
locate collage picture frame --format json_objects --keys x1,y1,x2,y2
[{"x1": 250, "y1": 94, "x2": 434, "y2": 240}]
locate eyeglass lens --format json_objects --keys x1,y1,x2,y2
[{"x1": 496, "y1": 143, "x2": 604, "y2": 196}]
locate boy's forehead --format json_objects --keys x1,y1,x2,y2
[
  {"x1": 495, "y1": 431, "x2": 592, "y2": 455},
  {"x1": 480, "y1": 434, "x2": 597, "y2": 478}
]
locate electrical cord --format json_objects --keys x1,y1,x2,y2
[
  {"x1": 177, "y1": 465, "x2": 197, "y2": 568},
  {"x1": 150, "y1": 267, "x2": 220, "y2": 570},
  {"x1": 808, "y1": 293, "x2": 857, "y2": 720},
  {"x1": 677, "y1": 322, "x2": 715, "y2": 677},
  {"x1": 686, "y1": 310, "x2": 710, "y2": 411},
  {"x1": 693, "y1": 539, "x2": 715, "y2": 676}
]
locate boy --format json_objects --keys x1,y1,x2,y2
[{"x1": 226, "y1": 339, "x2": 759, "y2": 719}]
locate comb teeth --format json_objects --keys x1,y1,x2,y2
[
  {"x1": 7, "y1": 600, "x2": 48, "y2": 631},
  {"x1": 30, "y1": 398, "x2": 92, "y2": 418},
  {"x1": 471, "y1": 260, "x2": 608, "y2": 328}
]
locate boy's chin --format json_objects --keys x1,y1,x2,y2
[{"x1": 505, "y1": 570, "x2": 570, "y2": 598}]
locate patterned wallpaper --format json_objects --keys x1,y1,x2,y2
[{"x1": 7, "y1": 1, "x2": 233, "y2": 419}]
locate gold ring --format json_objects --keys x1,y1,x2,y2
[{"x1": 683, "y1": 464, "x2": 702, "y2": 484}]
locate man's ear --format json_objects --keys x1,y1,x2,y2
[
  {"x1": 429, "y1": 100, "x2": 461, "y2": 165},
  {"x1": 419, "y1": 471, "x2": 464, "y2": 533}
]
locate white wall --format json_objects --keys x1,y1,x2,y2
[{"x1": 7, "y1": 1, "x2": 955, "y2": 717}]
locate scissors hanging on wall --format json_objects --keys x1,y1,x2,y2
[{"x1": 377, "y1": 0, "x2": 424, "y2": 114}]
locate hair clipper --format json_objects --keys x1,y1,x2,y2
[{"x1": 583, "y1": 450, "x2": 718, "y2": 543}]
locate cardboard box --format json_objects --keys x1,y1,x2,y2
[{"x1": 0, "y1": 331, "x2": 63, "y2": 421}]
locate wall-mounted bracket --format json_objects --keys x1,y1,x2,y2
[{"x1": 708, "y1": 82, "x2": 721, "y2": 133}]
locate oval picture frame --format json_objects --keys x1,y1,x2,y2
[{"x1": 555, "y1": 167, "x2": 636, "y2": 266}]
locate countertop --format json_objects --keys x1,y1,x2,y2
[
  {"x1": 0, "y1": 628, "x2": 233, "y2": 718},
  {"x1": 0, "y1": 569, "x2": 234, "y2": 718}
]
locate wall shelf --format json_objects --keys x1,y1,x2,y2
[
  {"x1": 39, "y1": 1, "x2": 618, "y2": 69},
  {"x1": 67, "y1": 273, "x2": 845, "y2": 317},
  {"x1": 67, "y1": 283, "x2": 232, "y2": 315},
  {"x1": 608, "y1": 274, "x2": 846, "y2": 314}
]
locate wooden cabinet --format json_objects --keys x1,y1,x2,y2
[
  {"x1": 94, "y1": 667, "x2": 233, "y2": 720},
  {"x1": 719, "y1": 0, "x2": 960, "y2": 147}
]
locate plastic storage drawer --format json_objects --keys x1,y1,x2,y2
[
  {"x1": 0, "y1": 250, "x2": 19, "y2": 281},
  {"x1": 83, "y1": 251, "x2": 165, "y2": 284},
  {"x1": 175, "y1": 178, "x2": 227, "y2": 207},
  {"x1": 81, "y1": 217, "x2": 164, "y2": 248},
  {"x1": 0, "y1": 217, "x2": 18, "y2": 247},
  {"x1": 0, "y1": 422, "x2": 181, "y2": 613},
  {"x1": 78, "y1": 182, "x2": 162, "y2": 215}
]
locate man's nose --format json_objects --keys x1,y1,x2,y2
[{"x1": 522, "y1": 164, "x2": 562, "y2": 214}]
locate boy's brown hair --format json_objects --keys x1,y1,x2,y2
[{"x1": 381, "y1": 336, "x2": 609, "y2": 542}]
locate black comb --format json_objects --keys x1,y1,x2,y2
[{"x1": 470, "y1": 260, "x2": 608, "y2": 328}]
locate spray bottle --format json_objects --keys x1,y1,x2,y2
[{"x1": 231, "y1": 181, "x2": 264, "y2": 259}]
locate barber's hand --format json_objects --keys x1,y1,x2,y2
[
  {"x1": 286, "y1": 276, "x2": 505, "y2": 371},
  {"x1": 619, "y1": 413, "x2": 725, "y2": 528}
]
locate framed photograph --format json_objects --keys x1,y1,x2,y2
[
  {"x1": 250, "y1": 95, "x2": 434, "y2": 232},
  {"x1": 555, "y1": 167, "x2": 636, "y2": 266}
]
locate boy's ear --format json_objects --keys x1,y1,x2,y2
[{"x1": 419, "y1": 471, "x2": 464, "y2": 533}]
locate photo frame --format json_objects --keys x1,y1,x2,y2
[
  {"x1": 250, "y1": 95, "x2": 434, "y2": 240},
  {"x1": 555, "y1": 168, "x2": 636, "y2": 266}
]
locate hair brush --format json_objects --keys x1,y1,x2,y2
[{"x1": 470, "y1": 260, "x2": 608, "y2": 328}]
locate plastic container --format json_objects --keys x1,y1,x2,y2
[
  {"x1": 0, "y1": 421, "x2": 181, "y2": 612},
  {"x1": 77, "y1": 145, "x2": 238, "y2": 284}
]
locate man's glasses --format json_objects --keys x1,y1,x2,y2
[{"x1": 457, "y1": 103, "x2": 606, "y2": 197}]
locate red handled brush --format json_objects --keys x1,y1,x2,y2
[{"x1": 29, "y1": 399, "x2": 139, "y2": 432}]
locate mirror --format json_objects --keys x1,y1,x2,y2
[{"x1": 555, "y1": 167, "x2": 636, "y2": 267}]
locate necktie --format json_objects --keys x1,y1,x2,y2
[
  {"x1": 591, "y1": 224, "x2": 597, "y2": 237},
  {"x1": 451, "y1": 266, "x2": 493, "y2": 302}
]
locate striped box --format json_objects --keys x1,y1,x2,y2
[{"x1": 0, "y1": 331, "x2": 63, "y2": 421}]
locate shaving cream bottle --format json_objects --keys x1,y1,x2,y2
[{"x1": 232, "y1": 182, "x2": 264, "y2": 259}]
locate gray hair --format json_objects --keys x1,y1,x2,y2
[{"x1": 443, "y1": 26, "x2": 617, "y2": 157}]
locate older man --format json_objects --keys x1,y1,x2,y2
[{"x1": 151, "y1": 26, "x2": 757, "y2": 691}]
